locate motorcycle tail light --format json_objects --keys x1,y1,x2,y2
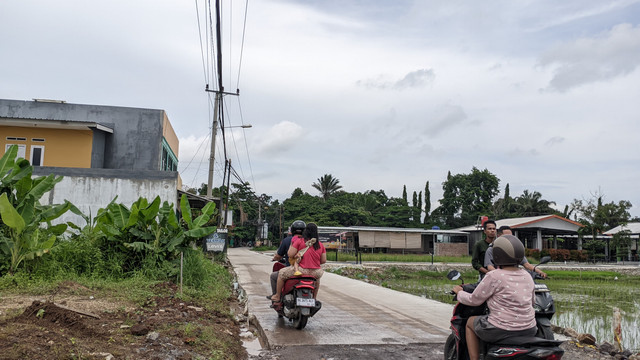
[
  {"x1": 531, "y1": 348, "x2": 563, "y2": 359},
  {"x1": 543, "y1": 354, "x2": 563, "y2": 360}
]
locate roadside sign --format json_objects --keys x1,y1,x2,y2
[{"x1": 205, "y1": 228, "x2": 227, "y2": 252}]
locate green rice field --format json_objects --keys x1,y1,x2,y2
[{"x1": 329, "y1": 266, "x2": 640, "y2": 351}]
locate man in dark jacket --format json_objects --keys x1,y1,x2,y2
[
  {"x1": 270, "y1": 232, "x2": 292, "y2": 296},
  {"x1": 471, "y1": 219, "x2": 496, "y2": 280}
]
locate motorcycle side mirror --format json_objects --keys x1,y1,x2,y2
[
  {"x1": 539, "y1": 256, "x2": 551, "y2": 265},
  {"x1": 447, "y1": 270, "x2": 461, "y2": 281}
]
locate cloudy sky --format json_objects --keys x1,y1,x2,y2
[{"x1": 2, "y1": 0, "x2": 640, "y2": 219}]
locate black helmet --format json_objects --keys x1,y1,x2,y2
[
  {"x1": 493, "y1": 235, "x2": 525, "y2": 266},
  {"x1": 291, "y1": 220, "x2": 306, "y2": 234}
]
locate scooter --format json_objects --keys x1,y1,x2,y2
[
  {"x1": 270, "y1": 260, "x2": 322, "y2": 330},
  {"x1": 444, "y1": 256, "x2": 564, "y2": 360},
  {"x1": 530, "y1": 258, "x2": 556, "y2": 340}
]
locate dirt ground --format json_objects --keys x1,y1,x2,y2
[
  {"x1": 0, "y1": 281, "x2": 247, "y2": 360},
  {"x1": 0, "y1": 279, "x2": 634, "y2": 360}
]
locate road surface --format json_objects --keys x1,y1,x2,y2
[{"x1": 228, "y1": 247, "x2": 452, "y2": 358}]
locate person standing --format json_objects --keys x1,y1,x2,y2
[
  {"x1": 484, "y1": 225, "x2": 547, "y2": 278},
  {"x1": 471, "y1": 219, "x2": 496, "y2": 280}
]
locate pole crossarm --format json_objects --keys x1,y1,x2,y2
[{"x1": 205, "y1": 85, "x2": 240, "y2": 96}]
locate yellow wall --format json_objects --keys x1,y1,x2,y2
[
  {"x1": 162, "y1": 112, "x2": 179, "y2": 158},
  {"x1": 1, "y1": 126, "x2": 93, "y2": 168}
]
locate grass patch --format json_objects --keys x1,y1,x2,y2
[{"x1": 326, "y1": 252, "x2": 472, "y2": 263}]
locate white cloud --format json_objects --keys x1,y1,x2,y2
[
  {"x1": 251, "y1": 121, "x2": 304, "y2": 155},
  {"x1": 538, "y1": 23, "x2": 640, "y2": 92},
  {"x1": 1, "y1": 0, "x2": 639, "y2": 217},
  {"x1": 356, "y1": 69, "x2": 435, "y2": 90}
]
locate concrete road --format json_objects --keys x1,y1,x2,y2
[{"x1": 228, "y1": 247, "x2": 452, "y2": 350}]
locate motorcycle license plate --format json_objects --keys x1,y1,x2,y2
[{"x1": 296, "y1": 298, "x2": 316, "y2": 307}]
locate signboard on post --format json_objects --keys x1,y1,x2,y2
[{"x1": 205, "y1": 228, "x2": 227, "y2": 252}]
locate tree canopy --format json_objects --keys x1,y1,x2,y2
[{"x1": 215, "y1": 171, "x2": 634, "y2": 244}]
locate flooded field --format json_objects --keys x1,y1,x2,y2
[
  {"x1": 331, "y1": 266, "x2": 640, "y2": 352},
  {"x1": 551, "y1": 280, "x2": 640, "y2": 351}
]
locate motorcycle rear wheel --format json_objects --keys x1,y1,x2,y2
[
  {"x1": 444, "y1": 334, "x2": 458, "y2": 360},
  {"x1": 293, "y1": 313, "x2": 308, "y2": 329}
]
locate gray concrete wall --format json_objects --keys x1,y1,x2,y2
[
  {"x1": 91, "y1": 128, "x2": 107, "y2": 168},
  {"x1": 34, "y1": 167, "x2": 178, "y2": 228}
]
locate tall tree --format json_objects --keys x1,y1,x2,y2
[
  {"x1": 417, "y1": 191, "x2": 423, "y2": 226},
  {"x1": 514, "y1": 190, "x2": 555, "y2": 217},
  {"x1": 312, "y1": 174, "x2": 343, "y2": 200},
  {"x1": 571, "y1": 191, "x2": 632, "y2": 260},
  {"x1": 412, "y1": 191, "x2": 418, "y2": 223},
  {"x1": 433, "y1": 167, "x2": 500, "y2": 228},
  {"x1": 402, "y1": 185, "x2": 408, "y2": 205},
  {"x1": 424, "y1": 181, "x2": 431, "y2": 224}
]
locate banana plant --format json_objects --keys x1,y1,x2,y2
[
  {"x1": 0, "y1": 146, "x2": 71, "y2": 274},
  {"x1": 180, "y1": 194, "x2": 217, "y2": 239}
]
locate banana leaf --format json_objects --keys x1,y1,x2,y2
[
  {"x1": 0, "y1": 193, "x2": 25, "y2": 234},
  {"x1": 180, "y1": 194, "x2": 193, "y2": 229},
  {"x1": 184, "y1": 226, "x2": 216, "y2": 238}
]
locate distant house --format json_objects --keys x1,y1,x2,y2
[
  {"x1": 457, "y1": 215, "x2": 584, "y2": 254},
  {"x1": 605, "y1": 222, "x2": 640, "y2": 261},
  {"x1": 317, "y1": 226, "x2": 469, "y2": 256},
  {"x1": 0, "y1": 98, "x2": 181, "y2": 226}
]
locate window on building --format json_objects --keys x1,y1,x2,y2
[
  {"x1": 161, "y1": 140, "x2": 178, "y2": 171},
  {"x1": 30, "y1": 145, "x2": 44, "y2": 166},
  {"x1": 5, "y1": 144, "x2": 26, "y2": 159}
]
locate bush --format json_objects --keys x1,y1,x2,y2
[
  {"x1": 570, "y1": 250, "x2": 588, "y2": 262},
  {"x1": 548, "y1": 249, "x2": 571, "y2": 261},
  {"x1": 525, "y1": 248, "x2": 540, "y2": 260}
]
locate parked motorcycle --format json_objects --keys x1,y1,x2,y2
[
  {"x1": 444, "y1": 256, "x2": 564, "y2": 360},
  {"x1": 270, "y1": 260, "x2": 322, "y2": 329}
]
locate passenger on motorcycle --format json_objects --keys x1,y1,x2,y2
[
  {"x1": 452, "y1": 235, "x2": 537, "y2": 360},
  {"x1": 268, "y1": 220, "x2": 305, "y2": 298},
  {"x1": 270, "y1": 222, "x2": 326, "y2": 303},
  {"x1": 484, "y1": 226, "x2": 547, "y2": 278}
]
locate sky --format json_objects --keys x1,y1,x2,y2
[{"x1": 1, "y1": 0, "x2": 640, "y2": 219}]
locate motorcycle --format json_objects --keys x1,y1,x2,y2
[
  {"x1": 530, "y1": 258, "x2": 555, "y2": 340},
  {"x1": 444, "y1": 256, "x2": 564, "y2": 360},
  {"x1": 270, "y1": 260, "x2": 322, "y2": 330}
]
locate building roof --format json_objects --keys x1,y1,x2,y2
[
  {"x1": 456, "y1": 215, "x2": 583, "y2": 235},
  {"x1": 2, "y1": 118, "x2": 114, "y2": 133},
  {"x1": 604, "y1": 222, "x2": 640, "y2": 236},
  {"x1": 318, "y1": 226, "x2": 469, "y2": 236}
]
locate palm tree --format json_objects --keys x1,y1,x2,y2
[
  {"x1": 312, "y1": 174, "x2": 343, "y2": 200},
  {"x1": 514, "y1": 190, "x2": 556, "y2": 217}
]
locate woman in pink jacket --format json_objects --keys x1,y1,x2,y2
[{"x1": 452, "y1": 235, "x2": 537, "y2": 360}]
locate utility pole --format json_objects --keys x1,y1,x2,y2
[
  {"x1": 206, "y1": 94, "x2": 220, "y2": 199},
  {"x1": 204, "y1": 0, "x2": 239, "y2": 200}
]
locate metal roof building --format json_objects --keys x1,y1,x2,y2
[
  {"x1": 456, "y1": 215, "x2": 584, "y2": 252},
  {"x1": 317, "y1": 226, "x2": 469, "y2": 256}
]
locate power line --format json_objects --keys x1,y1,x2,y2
[{"x1": 236, "y1": 0, "x2": 249, "y2": 89}]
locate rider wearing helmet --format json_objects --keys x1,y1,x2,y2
[
  {"x1": 453, "y1": 235, "x2": 537, "y2": 360},
  {"x1": 268, "y1": 220, "x2": 305, "y2": 297}
]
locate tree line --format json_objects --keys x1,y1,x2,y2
[{"x1": 185, "y1": 167, "x2": 636, "y2": 245}]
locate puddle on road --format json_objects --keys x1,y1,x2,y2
[{"x1": 240, "y1": 325, "x2": 263, "y2": 356}]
